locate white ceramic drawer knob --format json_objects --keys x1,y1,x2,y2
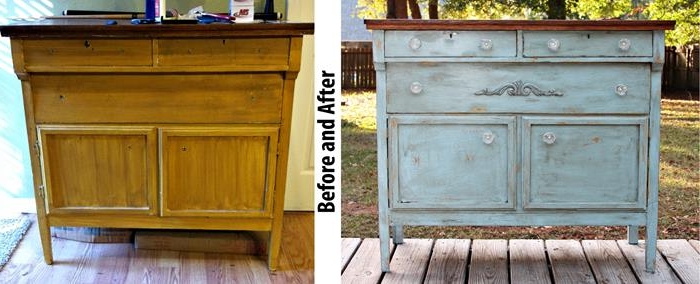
[
  {"x1": 542, "y1": 132, "x2": 556, "y2": 144},
  {"x1": 480, "y1": 39, "x2": 493, "y2": 50},
  {"x1": 410, "y1": 82, "x2": 423, "y2": 94},
  {"x1": 408, "y1": 37, "x2": 422, "y2": 50},
  {"x1": 482, "y1": 131, "x2": 495, "y2": 144},
  {"x1": 547, "y1": 38, "x2": 560, "y2": 52},
  {"x1": 615, "y1": 84, "x2": 628, "y2": 96},
  {"x1": 619, "y1": 38, "x2": 631, "y2": 51}
]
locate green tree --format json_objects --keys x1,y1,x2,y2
[{"x1": 645, "y1": 0, "x2": 699, "y2": 46}]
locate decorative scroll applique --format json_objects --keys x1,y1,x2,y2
[{"x1": 475, "y1": 80, "x2": 563, "y2": 97}]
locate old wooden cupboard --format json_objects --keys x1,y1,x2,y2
[
  {"x1": 1, "y1": 19, "x2": 313, "y2": 270},
  {"x1": 365, "y1": 20, "x2": 675, "y2": 272}
]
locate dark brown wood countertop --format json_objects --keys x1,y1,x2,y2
[
  {"x1": 0, "y1": 18, "x2": 314, "y2": 38},
  {"x1": 365, "y1": 19, "x2": 675, "y2": 31}
]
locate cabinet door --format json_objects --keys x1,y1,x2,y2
[
  {"x1": 160, "y1": 127, "x2": 279, "y2": 217},
  {"x1": 38, "y1": 126, "x2": 157, "y2": 215},
  {"x1": 388, "y1": 116, "x2": 516, "y2": 209},
  {"x1": 523, "y1": 117, "x2": 648, "y2": 209}
]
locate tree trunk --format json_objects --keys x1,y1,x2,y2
[
  {"x1": 428, "y1": 0, "x2": 438, "y2": 19},
  {"x1": 408, "y1": 0, "x2": 422, "y2": 19},
  {"x1": 394, "y1": 0, "x2": 409, "y2": 19},
  {"x1": 387, "y1": 0, "x2": 396, "y2": 18},
  {"x1": 547, "y1": 0, "x2": 566, "y2": 19}
]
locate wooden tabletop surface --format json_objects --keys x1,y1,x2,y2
[
  {"x1": 365, "y1": 19, "x2": 676, "y2": 31},
  {"x1": 0, "y1": 18, "x2": 314, "y2": 38}
]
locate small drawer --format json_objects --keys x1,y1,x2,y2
[
  {"x1": 23, "y1": 39, "x2": 152, "y2": 67},
  {"x1": 31, "y1": 73, "x2": 284, "y2": 124},
  {"x1": 157, "y1": 38, "x2": 290, "y2": 66},
  {"x1": 523, "y1": 31, "x2": 652, "y2": 57},
  {"x1": 386, "y1": 62, "x2": 650, "y2": 114},
  {"x1": 385, "y1": 31, "x2": 516, "y2": 57}
]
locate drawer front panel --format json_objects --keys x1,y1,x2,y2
[
  {"x1": 23, "y1": 39, "x2": 153, "y2": 66},
  {"x1": 160, "y1": 127, "x2": 278, "y2": 218},
  {"x1": 38, "y1": 126, "x2": 158, "y2": 215},
  {"x1": 523, "y1": 31, "x2": 652, "y2": 57},
  {"x1": 389, "y1": 115, "x2": 516, "y2": 209},
  {"x1": 32, "y1": 74, "x2": 284, "y2": 123},
  {"x1": 386, "y1": 63, "x2": 650, "y2": 114},
  {"x1": 385, "y1": 31, "x2": 516, "y2": 57},
  {"x1": 157, "y1": 38, "x2": 290, "y2": 66},
  {"x1": 523, "y1": 117, "x2": 648, "y2": 210}
]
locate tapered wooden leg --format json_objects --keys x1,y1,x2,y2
[
  {"x1": 267, "y1": 221, "x2": 283, "y2": 271},
  {"x1": 392, "y1": 224, "x2": 404, "y2": 244},
  {"x1": 36, "y1": 215, "x2": 53, "y2": 264},
  {"x1": 645, "y1": 226, "x2": 657, "y2": 272},
  {"x1": 627, "y1": 225, "x2": 639, "y2": 245},
  {"x1": 379, "y1": 220, "x2": 390, "y2": 272}
]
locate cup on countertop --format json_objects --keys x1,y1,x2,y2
[{"x1": 230, "y1": 0, "x2": 254, "y2": 23}]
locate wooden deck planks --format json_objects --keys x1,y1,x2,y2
[
  {"x1": 657, "y1": 239, "x2": 700, "y2": 284},
  {"x1": 340, "y1": 238, "x2": 697, "y2": 284},
  {"x1": 341, "y1": 238, "x2": 362, "y2": 273},
  {"x1": 689, "y1": 239, "x2": 700, "y2": 254},
  {"x1": 424, "y1": 239, "x2": 470, "y2": 284},
  {"x1": 382, "y1": 238, "x2": 433, "y2": 284},
  {"x1": 616, "y1": 240, "x2": 682, "y2": 284},
  {"x1": 468, "y1": 239, "x2": 508, "y2": 284},
  {"x1": 546, "y1": 240, "x2": 596, "y2": 284},
  {"x1": 582, "y1": 240, "x2": 637, "y2": 284},
  {"x1": 509, "y1": 239, "x2": 552, "y2": 284},
  {"x1": 342, "y1": 238, "x2": 394, "y2": 284}
]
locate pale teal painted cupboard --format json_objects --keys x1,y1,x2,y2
[{"x1": 365, "y1": 20, "x2": 675, "y2": 273}]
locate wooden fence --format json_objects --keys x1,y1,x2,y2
[
  {"x1": 342, "y1": 41, "x2": 699, "y2": 92},
  {"x1": 342, "y1": 41, "x2": 375, "y2": 90},
  {"x1": 664, "y1": 44, "x2": 699, "y2": 91}
]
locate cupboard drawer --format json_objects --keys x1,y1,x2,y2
[
  {"x1": 157, "y1": 38, "x2": 290, "y2": 66},
  {"x1": 523, "y1": 117, "x2": 648, "y2": 210},
  {"x1": 389, "y1": 115, "x2": 516, "y2": 209},
  {"x1": 31, "y1": 73, "x2": 284, "y2": 124},
  {"x1": 385, "y1": 31, "x2": 516, "y2": 57},
  {"x1": 523, "y1": 31, "x2": 652, "y2": 57},
  {"x1": 386, "y1": 62, "x2": 650, "y2": 114},
  {"x1": 23, "y1": 39, "x2": 152, "y2": 67}
]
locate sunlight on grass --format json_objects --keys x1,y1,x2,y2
[{"x1": 342, "y1": 92, "x2": 700, "y2": 239}]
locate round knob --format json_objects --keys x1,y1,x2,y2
[
  {"x1": 482, "y1": 131, "x2": 495, "y2": 144},
  {"x1": 618, "y1": 38, "x2": 631, "y2": 51},
  {"x1": 408, "y1": 37, "x2": 422, "y2": 50},
  {"x1": 615, "y1": 84, "x2": 628, "y2": 96},
  {"x1": 480, "y1": 39, "x2": 493, "y2": 51},
  {"x1": 410, "y1": 82, "x2": 423, "y2": 94},
  {"x1": 547, "y1": 38, "x2": 560, "y2": 52},
  {"x1": 542, "y1": 132, "x2": 556, "y2": 144}
]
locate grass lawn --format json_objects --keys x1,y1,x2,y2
[{"x1": 341, "y1": 90, "x2": 699, "y2": 240}]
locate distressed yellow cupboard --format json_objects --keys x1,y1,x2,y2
[{"x1": 0, "y1": 19, "x2": 313, "y2": 270}]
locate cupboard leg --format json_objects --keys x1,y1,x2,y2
[
  {"x1": 267, "y1": 225, "x2": 283, "y2": 271},
  {"x1": 37, "y1": 216, "x2": 53, "y2": 264},
  {"x1": 627, "y1": 225, "x2": 639, "y2": 244},
  {"x1": 379, "y1": 222, "x2": 390, "y2": 272},
  {"x1": 645, "y1": 226, "x2": 657, "y2": 272},
  {"x1": 392, "y1": 224, "x2": 404, "y2": 244}
]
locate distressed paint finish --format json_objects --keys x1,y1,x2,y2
[
  {"x1": 386, "y1": 63, "x2": 651, "y2": 114},
  {"x1": 389, "y1": 115, "x2": 516, "y2": 209},
  {"x1": 367, "y1": 20, "x2": 672, "y2": 273},
  {"x1": 385, "y1": 30, "x2": 516, "y2": 57},
  {"x1": 523, "y1": 31, "x2": 653, "y2": 57}
]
